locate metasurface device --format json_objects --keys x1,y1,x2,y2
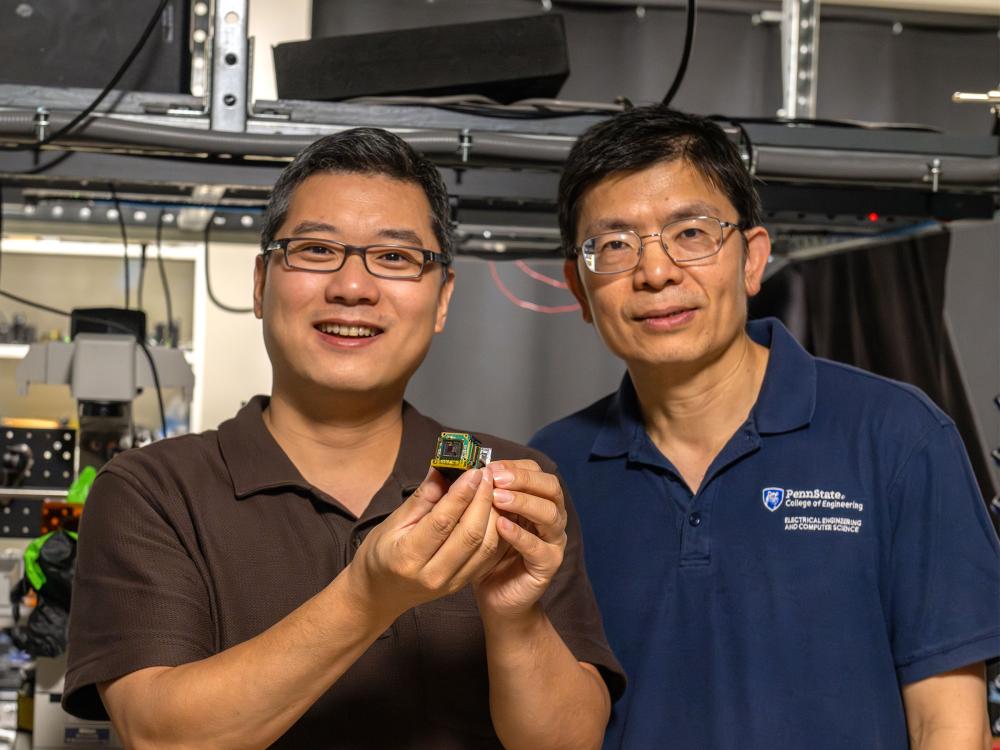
[{"x1": 430, "y1": 432, "x2": 493, "y2": 480}]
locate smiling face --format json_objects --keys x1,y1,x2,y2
[
  {"x1": 254, "y1": 171, "x2": 454, "y2": 403},
  {"x1": 565, "y1": 159, "x2": 771, "y2": 375}
]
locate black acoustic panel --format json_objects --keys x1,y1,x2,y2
[
  {"x1": 274, "y1": 14, "x2": 569, "y2": 104},
  {"x1": 759, "y1": 183, "x2": 997, "y2": 222},
  {"x1": 0, "y1": 0, "x2": 189, "y2": 94},
  {"x1": 1, "y1": 427, "x2": 76, "y2": 490},
  {"x1": 0, "y1": 497, "x2": 43, "y2": 538}
]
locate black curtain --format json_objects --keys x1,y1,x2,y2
[{"x1": 751, "y1": 230, "x2": 998, "y2": 507}]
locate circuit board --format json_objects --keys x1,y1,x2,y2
[{"x1": 430, "y1": 432, "x2": 493, "y2": 480}]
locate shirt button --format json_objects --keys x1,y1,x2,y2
[
  {"x1": 688, "y1": 512, "x2": 702, "y2": 527},
  {"x1": 351, "y1": 533, "x2": 363, "y2": 549}
]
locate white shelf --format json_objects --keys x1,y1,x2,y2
[
  {"x1": 0, "y1": 487, "x2": 68, "y2": 499},
  {"x1": 0, "y1": 237, "x2": 201, "y2": 261},
  {"x1": 0, "y1": 342, "x2": 194, "y2": 366},
  {"x1": 0, "y1": 344, "x2": 29, "y2": 360}
]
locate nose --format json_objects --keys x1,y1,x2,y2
[
  {"x1": 634, "y1": 233, "x2": 683, "y2": 290},
  {"x1": 324, "y1": 252, "x2": 380, "y2": 305}
]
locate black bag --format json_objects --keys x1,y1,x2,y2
[{"x1": 8, "y1": 530, "x2": 77, "y2": 658}]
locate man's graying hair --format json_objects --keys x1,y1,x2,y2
[
  {"x1": 261, "y1": 128, "x2": 453, "y2": 258},
  {"x1": 558, "y1": 106, "x2": 763, "y2": 256}
]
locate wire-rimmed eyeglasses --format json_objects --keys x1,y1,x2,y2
[
  {"x1": 577, "y1": 216, "x2": 743, "y2": 274},
  {"x1": 264, "y1": 237, "x2": 451, "y2": 280}
]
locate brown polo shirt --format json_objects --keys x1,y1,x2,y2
[{"x1": 64, "y1": 396, "x2": 624, "y2": 749}]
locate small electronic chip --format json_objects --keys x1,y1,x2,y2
[{"x1": 430, "y1": 432, "x2": 493, "y2": 480}]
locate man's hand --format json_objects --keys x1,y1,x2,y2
[
  {"x1": 96, "y1": 465, "x2": 512, "y2": 750},
  {"x1": 474, "y1": 459, "x2": 568, "y2": 619},
  {"x1": 346, "y1": 466, "x2": 507, "y2": 624}
]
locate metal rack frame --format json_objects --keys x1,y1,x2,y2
[{"x1": 0, "y1": 0, "x2": 995, "y2": 258}]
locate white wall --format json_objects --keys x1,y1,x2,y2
[
  {"x1": 196, "y1": 240, "x2": 272, "y2": 430},
  {"x1": 192, "y1": 0, "x2": 312, "y2": 430},
  {"x1": 248, "y1": 0, "x2": 312, "y2": 102}
]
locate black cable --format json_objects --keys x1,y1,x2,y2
[
  {"x1": 155, "y1": 211, "x2": 176, "y2": 346},
  {"x1": 22, "y1": 151, "x2": 75, "y2": 175},
  {"x1": 110, "y1": 186, "x2": 130, "y2": 309},
  {"x1": 662, "y1": 0, "x2": 697, "y2": 106},
  {"x1": 203, "y1": 216, "x2": 254, "y2": 314},
  {"x1": 345, "y1": 95, "x2": 622, "y2": 120},
  {"x1": 701, "y1": 114, "x2": 940, "y2": 132},
  {"x1": 423, "y1": 103, "x2": 616, "y2": 120},
  {"x1": 137, "y1": 339, "x2": 168, "y2": 440},
  {"x1": 0, "y1": 289, "x2": 67, "y2": 317},
  {"x1": 138, "y1": 243, "x2": 147, "y2": 310},
  {"x1": 8, "y1": 0, "x2": 170, "y2": 152},
  {"x1": 1, "y1": 193, "x2": 67, "y2": 315}
]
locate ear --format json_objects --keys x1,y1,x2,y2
[
  {"x1": 433, "y1": 267, "x2": 456, "y2": 333},
  {"x1": 253, "y1": 253, "x2": 267, "y2": 319},
  {"x1": 564, "y1": 258, "x2": 593, "y2": 324},
  {"x1": 742, "y1": 227, "x2": 772, "y2": 298}
]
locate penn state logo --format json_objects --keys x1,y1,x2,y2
[{"x1": 762, "y1": 487, "x2": 785, "y2": 512}]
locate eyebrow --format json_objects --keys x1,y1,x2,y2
[
  {"x1": 288, "y1": 221, "x2": 428, "y2": 247},
  {"x1": 584, "y1": 201, "x2": 726, "y2": 236},
  {"x1": 377, "y1": 227, "x2": 427, "y2": 246}
]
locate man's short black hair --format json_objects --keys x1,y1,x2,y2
[
  {"x1": 558, "y1": 106, "x2": 762, "y2": 256},
  {"x1": 261, "y1": 127, "x2": 453, "y2": 258}
]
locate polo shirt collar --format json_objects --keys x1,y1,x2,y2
[
  {"x1": 590, "y1": 317, "x2": 816, "y2": 460},
  {"x1": 218, "y1": 396, "x2": 311, "y2": 498},
  {"x1": 218, "y1": 395, "x2": 441, "y2": 501},
  {"x1": 390, "y1": 403, "x2": 442, "y2": 493},
  {"x1": 748, "y1": 317, "x2": 816, "y2": 435},
  {"x1": 591, "y1": 375, "x2": 644, "y2": 459}
]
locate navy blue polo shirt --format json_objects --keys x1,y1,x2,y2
[{"x1": 531, "y1": 317, "x2": 1000, "y2": 750}]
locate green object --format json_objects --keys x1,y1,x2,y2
[
  {"x1": 67, "y1": 466, "x2": 97, "y2": 505},
  {"x1": 24, "y1": 531, "x2": 77, "y2": 591}
]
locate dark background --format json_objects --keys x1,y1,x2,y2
[{"x1": 312, "y1": 0, "x2": 1000, "y2": 134}]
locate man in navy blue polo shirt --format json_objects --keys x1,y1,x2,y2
[{"x1": 530, "y1": 106, "x2": 1000, "y2": 749}]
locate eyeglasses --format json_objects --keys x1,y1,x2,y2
[
  {"x1": 264, "y1": 237, "x2": 451, "y2": 280},
  {"x1": 577, "y1": 216, "x2": 742, "y2": 275}
]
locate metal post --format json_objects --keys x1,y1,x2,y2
[
  {"x1": 190, "y1": 1, "x2": 212, "y2": 98},
  {"x1": 210, "y1": 0, "x2": 250, "y2": 132},
  {"x1": 780, "y1": 0, "x2": 820, "y2": 119}
]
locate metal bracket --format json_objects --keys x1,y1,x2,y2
[
  {"x1": 751, "y1": 10, "x2": 782, "y2": 26},
  {"x1": 190, "y1": 1, "x2": 212, "y2": 98},
  {"x1": 780, "y1": 0, "x2": 820, "y2": 119},
  {"x1": 210, "y1": 0, "x2": 250, "y2": 133},
  {"x1": 925, "y1": 158, "x2": 942, "y2": 192},
  {"x1": 178, "y1": 184, "x2": 226, "y2": 232},
  {"x1": 459, "y1": 129, "x2": 472, "y2": 163},
  {"x1": 33, "y1": 107, "x2": 49, "y2": 142},
  {"x1": 952, "y1": 86, "x2": 1000, "y2": 105}
]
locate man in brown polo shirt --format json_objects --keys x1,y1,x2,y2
[{"x1": 63, "y1": 128, "x2": 624, "y2": 749}]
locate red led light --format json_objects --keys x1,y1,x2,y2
[{"x1": 867, "y1": 212, "x2": 879, "y2": 222}]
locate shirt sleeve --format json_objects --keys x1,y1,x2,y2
[
  {"x1": 888, "y1": 422, "x2": 1000, "y2": 685},
  {"x1": 539, "y1": 473, "x2": 627, "y2": 703},
  {"x1": 63, "y1": 464, "x2": 215, "y2": 720}
]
